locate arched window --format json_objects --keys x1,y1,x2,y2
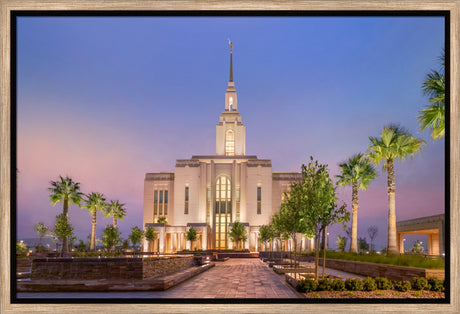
[{"x1": 225, "y1": 130, "x2": 235, "y2": 156}]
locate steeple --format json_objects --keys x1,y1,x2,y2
[
  {"x1": 229, "y1": 39, "x2": 233, "y2": 82},
  {"x1": 216, "y1": 40, "x2": 246, "y2": 156},
  {"x1": 225, "y1": 39, "x2": 237, "y2": 111}
]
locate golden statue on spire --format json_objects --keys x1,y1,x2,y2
[{"x1": 228, "y1": 38, "x2": 233, "y2": 53}]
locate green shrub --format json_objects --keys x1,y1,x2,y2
[
  {"x1": 332, "y1": 279, "x2": 346, "y2": 291},
  {"x1": 345, "y1": 278, "x2": 363, "y2": 291},
  {"x1": 374, "y1": 277, "x2": 392, "y2": 290},
  {"x1": 427, "y1": 277, "x2": 444, "y2": 292},
  {"x1": 411, "y1": 277, "x2": 429, "y2": 291},
  {"x1": 393, "y1": 280, "x2": 412, "y2": 292},
  {"x1": 362, "y1": 277, "x2": 377, "y2": 291},
  {"x1": 296, "y1": 279, "x2": 318, "y2": 293},
  {"x1": 317, "y1": 278, "x2": 334, "y2": 291}
]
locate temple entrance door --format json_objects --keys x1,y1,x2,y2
[{"x1": 215, "y1": 176, "x2": 232, "y2": 250}]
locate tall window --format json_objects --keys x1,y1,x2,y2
[
  {"x1": 159, "y1": 190, "x2": 164, "y2": 215},
  {"x1": 164, "y1": 190, "x2": 168, "y2": 215},
  {"x1": 225, "y1": 130, "x2": 235, "y2": 156},
  {"x1": 257, "y1": 186, "x2": 261, "y2": 214},
  {"x1": 206, "y1": 187, "x2": 211, "y2": 224},
  {"x1": 215, "y1": 176, "x2": 232, "y2": 249},
  {"x1": 154, "y1": 190, "x2": 158, "y2": 215},
  {"x1": 184, "y1": 186, "x2": 189, "y2": 214}
]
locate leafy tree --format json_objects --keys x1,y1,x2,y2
[
  {"x1": 367, "y1": 124, "x2": 425, "y2": 254},
  {"x1": 129, "y1": 226, "x2": 143, "y2": 253},
  {"x1": 83, "y1": 192, "x2": 107, "y2": 251},
  {"x1": 336, "y1": 154, "x2": 377, "y2": 252},
  {"x1": 53, "y1": 214, "x2": 74, "y2": 256},
  {"x1": 121, "y1": 239, "x2": 130, "y2": 251},
  {"x1": 48, "y1": 175, "x2": 83, "y2": 253},
  {"x1": 186, "y1": 227, "x2": 198, "y2": 250},
  {"x1": 411, "y1": 240, "x2": 425, "y2": 254},
  {"x1": 296, "y1": 157, "x2": 349, "y2": 280},
  {"x1": 157, "y1": 216, "x2": 168, "y2": 224},
  {"x1": 336, "y1": 235, "x2": 347, "y2": 252},
  {"x1": 259, "y1": 224, "x2": 276, "y2": 259},
  {"x1": 144, "y1": 226, "x2": 157, "y2": 252},
  {"x1": 104, "y1": 200, "x2": 126, "y2": 229},
  {"x1": 16, "y1": 241, "x2": 28, "y2": 255},
  {"x1": 358, "y1": 237, "x2": 369, "y2": 252},
  {"x1": 33, "y1": 222, "x2": 49, "y2": 250},
  {"x1": 229, "y1": 221, "x2": 247, "y2": 251},
  {"x1": 75, "y1": 240, "x2": 87, "y2": 252},
  {"x1": 367, "y1": 225, "x2": 378, "y2": 252},
  {"x1": 101, "y1": 225, "x2": 122, "y2": 253},
  {"x1": 418, "y1": 50, "x2": 445, "y2": 140},
  {"x1": 274, "y1": 185, "x2": 309, "y2": 271}
]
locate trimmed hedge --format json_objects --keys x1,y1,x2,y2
[
  {"x1": 393, "y1": 281, "x2": 412, "y2": 292},
  {"x1": 362, "y1": 277, "x2": 377, "y2": 291},
  {"x1": 411, "y1": 277, "x2": 430, "y2": 291},
  {"x1": 374, "y1": 277, "x2": 392, "y2": 290},
  {"x1": 295, "y1": 276, "x2": 445, "y2": 294},
  {"x1": 345, "y1": 278, "x2": 363, "y2": 291}
]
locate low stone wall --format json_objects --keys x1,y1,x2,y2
[
  {"x1": 142, "y1": 256, "x2": 194, "y2": 279},
  {"x1": 216, "y1": 252, "x2": 259, "y2": 258},
  {"x1": 31, "y1": 256, "x2": 195, "y2": 281},
  {"x1": 259, "y1": 251, "x2": 291, "y2": 259},
  {"x1": 300, "y1": 256, "x2": 444, "y2": 281}
]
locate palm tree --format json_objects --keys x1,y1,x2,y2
[
  {"x1": 48, "y1": 175, "x2": 83, "y2": 253},
  {"x1": 418, "y1": 50, "x2": 445, "y2": 140},
  {"x1": 83, "y1": 192, "x2": 107, "y2": 251},
  {"x1": 367, "y1": 124, "x2": 426, "y2": 254},
  {"x1": 336, "y1": 153, "x2": 377, "y2": 253},
  {"x1": 104, "y1": 200, "x2": 126, "y2": 229}
]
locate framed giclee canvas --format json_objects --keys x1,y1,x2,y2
[{"x1": 1, "y1": 0, "x2": 459, "y2": 313}]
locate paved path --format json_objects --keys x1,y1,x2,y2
[{"x1": 18, "y1": 258, "x2": 301, "y2": 299}]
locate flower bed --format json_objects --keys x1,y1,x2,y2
[{"x1": 285, "y1": 273, "x2": 445, "y2": 299}]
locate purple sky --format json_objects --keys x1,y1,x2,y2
[{"x1": 16, "y1": 16, "x2": 445, "y2": 250}]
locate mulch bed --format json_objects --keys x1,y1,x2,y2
[{"x1": 301, "y1": 290, "x2": 445, "y2": 299}]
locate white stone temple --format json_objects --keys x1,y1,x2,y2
[{"x1": 142, "y1": 41, "x2": 314, "y2": 253}]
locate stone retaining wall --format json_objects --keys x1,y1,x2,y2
[
  {"x1": 142, "y1": 256, "x2": 194, "y2": 279},
  {"x1": 31, "y1": 256, "x2": 194, "y2": 281},
  {"x1": 300, "y1": 256, "x2": 444, "y2": 281}
]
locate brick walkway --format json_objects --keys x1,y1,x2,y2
[{"x1": 18, "y1": 258, "x2": 301, "y2": 299}]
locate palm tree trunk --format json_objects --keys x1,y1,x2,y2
[
  {"x1": 62, "y1": 198, "x2": 69, "y2": 253},
  {"x1": 90, "y1": 210, "x2": 97, "y2": 251},
  {"x1": 112, "y1": 217, "x2": 117, "y2": 252},
  {"x1": 350, "y1": 181, "x2": 359, "y2": 253},
  {"x1": 387, "y1": 159, "x2": 398, "y2": 254}
]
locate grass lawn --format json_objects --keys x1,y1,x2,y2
[{"x1": 300, "y1": 251, "x2": 444, "y2": 269}]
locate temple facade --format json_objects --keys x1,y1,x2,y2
[{"x1": 142, "y1": 42, "x2": 314, "y2": 253}]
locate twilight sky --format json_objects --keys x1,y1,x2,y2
[{"x1": 16, "y1": 16, "x2": 445, "y2": 251}]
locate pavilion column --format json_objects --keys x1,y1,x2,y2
[
  {"x1": 201, "y1": 228, "x2": 207, "y2": 250},
  {"x1": 255, "y1": 232, "x2": 259, "y2": 252},
  {"x1": 159, "y1": 227, "x2": 165, "y2": 254},
  {"x1": 397, "y1": 233, "x2": 404, "y2": 254}
]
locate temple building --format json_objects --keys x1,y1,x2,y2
[{"x1": 142, "y1": 42, "x2": 314, "y2": 253}]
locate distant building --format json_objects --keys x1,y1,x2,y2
[
  {"x1": 396, "y1": 214, "x2": 445, "y2": 255},
  {"x1": 142, "y1": 42, "x2": 314, "y2": 253}
]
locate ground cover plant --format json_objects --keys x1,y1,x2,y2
[
  {"x1": 295, "y1": 276, "x2": 445, "y2": 298},
  {"x1": 300, "y1": 251, "x2": 444, "y2": 269}
]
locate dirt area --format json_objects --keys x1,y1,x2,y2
[{"x1": 301, "y1": 289, "x2": 445, "y2": 299}]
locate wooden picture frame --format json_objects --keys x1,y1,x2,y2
[{"x1": 1, "y1": 1, "x2": 458, "y2": 312}]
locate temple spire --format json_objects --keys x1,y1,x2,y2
[{"x1": 228, "y1": 38, "x2": 233, "y2": 82}]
